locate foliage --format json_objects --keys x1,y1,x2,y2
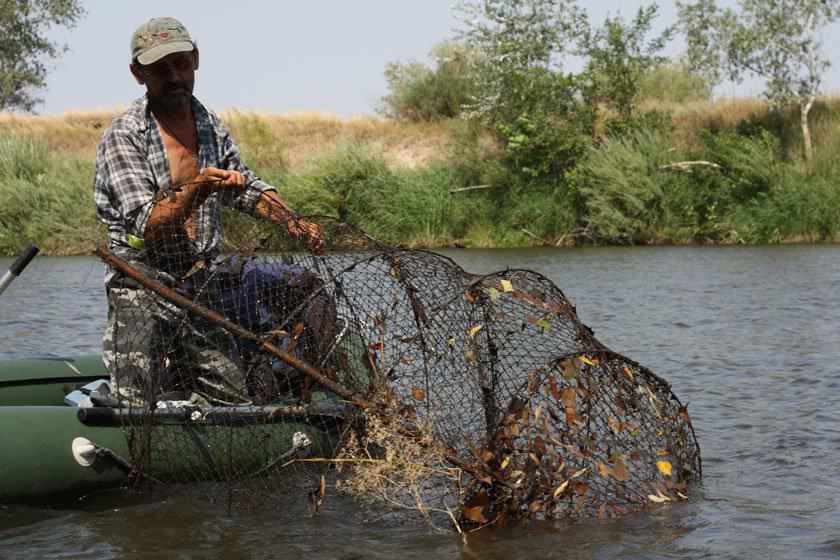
[
  {"x1": 602, "y1": 108, "x2": 673, "y2": 139},
  {"x1": 730, "y1": 170, "x2": 840, "y2": 243},
  {"x1": 457, "y1": 0, "x2": 587, "y2": 72},
  {"x1": 580, "y1": 5, "x2": 675, "y2": 122},
  {"x1": 380, "y1": 41, "x2": 481, "y2": 122},
  {"x1": 456, "y1": 0, "x2": 593, "y2": 183},
  {"x1": 571, "y1": 127, "x2": 784, "y2": 244},
  {"x1": 638, "y1": 63, "x2": 712, "y2": 104},
  {"x1": 282, "y1": 144, "x2": 475, "y2": 245},
  {"x1": 678, "y1": 0, "x2": 840, "y2": 106},
  {"x1": 0, "y1": 0, "x2": 86, "y2": 112},
  {"x1": 444, "y1": 118, "x2": 506, "y2": 189},
  {"x1": 677, "y1": 0, "x2": 840, "y2": 160},
  {"x1": 571, "y1": 129, "x2": 674, "y2": 243},
  {"x1": 579, "y1": 127, "x2": 774, "y2": 244},
  {"x1": 668, "y1": 130, "x2": 780, "y2": 241},
  {"x1": 453, "y1": 1, "x2": 678, "y2": 183},
  {"x1": 3, "y1": 104, "x2": 840, "y2": 255},
  {"x1": 699, "y1": 128, "x2": 779, "y2": 202},
  {"x1": 489, "y1": 183, "x2": 578, "y2": 245},
  {"x1": 490, "y1": 70, "x2": 592, "y2": 182},
  {"x1": 285, "y1": 144, "x2": 394, "y2": 223},
  {"x1": 456, "y1": 0, "x2": 586, "y2": 121}
]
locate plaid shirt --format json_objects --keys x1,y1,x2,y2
[{"x1": 94, "y1": 95, "x2": 274, "y2": 281}]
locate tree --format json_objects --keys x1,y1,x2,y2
[
  {"x1": 379, "y1": 41, "x2": 481, "y2": 121},
  {"x1": 579, "y1": 5, "x2": 675, "y2": 123},
  {"x1": 455, "y1": 0, "x2": 593, "y2": 182},
  {"x1": 0, "y1": 0, "x2": 86, "y2": 112},
  {"x1": 677, "y1": 0, "x2": 840, "y2": 161},
  {"x1": 456, "y1": 0, "x2": 587, "y2": 123}
]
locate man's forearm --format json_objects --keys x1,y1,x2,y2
[
  {"x1": 255, "y1": 191, "x2": 296, "y2": 224},
  {"x1": 144, "y1": 183, "x2": 209, "y2": 240},
  {"x1": 255, "y1": 189, "x2": 325, "y2": 253}
]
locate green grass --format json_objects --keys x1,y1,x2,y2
[
  {"x1": 281, "y1": 144, "x2": 483, "y2": 246},
  {"x1": 2, "y1": 103, "x2": 840, "y2": 258},
  {"x1": 0, "y1": 135, "x2": 101, "y2": 256}
]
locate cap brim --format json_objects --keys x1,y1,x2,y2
[{"x1": 136, "y1": 41, "x2": 194, "y2": 65}]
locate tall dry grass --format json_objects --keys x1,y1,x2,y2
[{"x1": 0, "y1": 109, "x2": 453, "y2": 170}]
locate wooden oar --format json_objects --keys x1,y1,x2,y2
[{"x1": 0, "y1": 243, "x2": 39, "y2": 297}]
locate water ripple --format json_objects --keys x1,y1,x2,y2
[{"x1": 1, "y1": 247, "x2": 839, "y2": 559}]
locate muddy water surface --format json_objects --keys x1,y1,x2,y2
[{"x1": 1, "y1": 246, "x2": 838, "y2": 559}]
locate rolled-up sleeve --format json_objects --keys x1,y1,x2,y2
[{"x1": 95, "y1": 129, "x2": 156, "y2": 238}]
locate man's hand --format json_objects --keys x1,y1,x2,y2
[
  {"x1": 197, "y1": 167, "x2": 245, "y2": 192},
  {"x1": 256, "y1": 191, "x2": 326, "y2": 254},
  {"x1": 288, "y1": 216, "x2": 326, "y2": 254}
]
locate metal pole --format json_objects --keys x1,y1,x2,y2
[{"x1": 0, "y1": 244, "x2": 39, "y2": 297}]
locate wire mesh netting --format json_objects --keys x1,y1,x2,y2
[{"x1": 96, "y1": 183, "x2": 700, "y2": 526}]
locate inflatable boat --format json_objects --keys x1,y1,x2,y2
[
  {"x1": 0, "y1": 246, "x2": 348, "y2": 504},
  {"x1": 0, "y1": 354, "x2": 342, "y2": 504}
]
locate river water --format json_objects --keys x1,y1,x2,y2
[{"x1": 0, "y1": 245, "x2": 838, "y2": 559}]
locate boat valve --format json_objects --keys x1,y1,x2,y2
[{"x1": 71, "y1": 437, "x2": 98, "y2": 467}]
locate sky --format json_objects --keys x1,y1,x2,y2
[{"x1": 36, "y1": 0, "x2": 840, "y2": 117}]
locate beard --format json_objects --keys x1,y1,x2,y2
[{"x1": 150, "y1": 80, "x2": 194, "y2": 114}]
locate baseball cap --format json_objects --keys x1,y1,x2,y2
[{"x1": 131, "y1": 17, "x2": 195, "y2": 65}]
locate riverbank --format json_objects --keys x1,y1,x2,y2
[{"x1": 1, "y1": 97, "x2": 839, "y2": 256}]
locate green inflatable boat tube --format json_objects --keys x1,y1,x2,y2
[
  {"x1": 0, "y1": 355, "x2": 106, "y2": 406},
  {"x1": 0, "y1": 355, "x2": 339, "y2": 504}
]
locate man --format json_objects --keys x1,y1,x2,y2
[{"x1": 95, "y1": 17, "x2": 327, "y2": 404}]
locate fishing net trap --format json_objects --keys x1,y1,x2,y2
[{"x1": 91, "y1": 182, "x2": 701, "y2": 529}]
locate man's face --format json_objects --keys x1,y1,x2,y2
[{"x1": 132, "y1": 50, "x2": 197, "y2": 112}]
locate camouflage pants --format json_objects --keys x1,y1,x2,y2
[{"x1": 103, "y1": 285, "x2": 249, "y2": 405}]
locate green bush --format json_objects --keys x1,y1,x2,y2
[
  {"x1": 495, "y1": 184, "x2": 577, "y2": 244},
  {"x1": 380, "y1": 41, "x2": 480, "y2": 122},
  {"x1": 280, "y1": 142, "x2": 582, "y2": 247},
  {"x1": 280, "y1": 144, "x2": 480, "y2": 246},
  {"x1": 286, "y1": 144, "x2": 392, "y2": 221},
  {"x1": 699, "y1": 129, "x2": 779, "y2": 202},
  {"x1": 647, "y1": 129, "x2": 783, "y2": 243},
  {"x1": 486, "y1": 69, "x2": 593, "y2": 185},
  {"x1": 571, "y1": 129, "x2": 675, "y2": 243},
  {"x1": 569, "y1": 127, "x2": 783, "y2": 244},
  {"x1": 496, "y1": 108, "x2": 590, "y2": 184}
]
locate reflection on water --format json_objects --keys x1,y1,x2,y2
[{"x1": 1, "y1": 246, "x2": 839, "y2": 559}]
